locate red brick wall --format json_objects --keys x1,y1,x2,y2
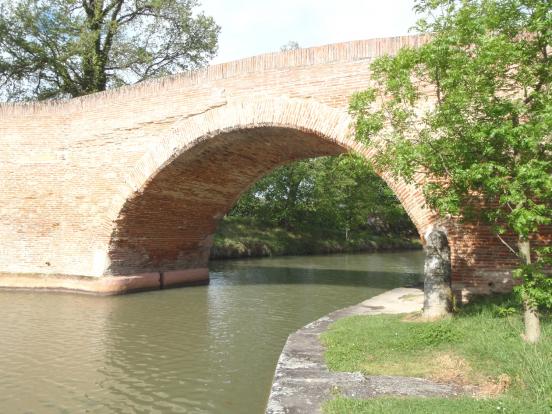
[{"x1": 1, "y1": 35, "x2": 548, "y2": 295}]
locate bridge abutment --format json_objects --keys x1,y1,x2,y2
[{"x1": 0, "y1": 268, "x2": 209, "y2": 295}]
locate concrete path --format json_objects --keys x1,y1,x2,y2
[{"x1": 266, "y1": 288, "x2": 466, "y2": 413}]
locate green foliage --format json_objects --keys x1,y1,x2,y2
[
  {"x1": 407, "y1": 322, "x2": 459, "y2": 348},
  {"x1": 211, "y1": 216, "x2": 420, "y2": 260},
  {"x1": 514, "y1": 265, "x2": 552, "y2": 310},
  {"x1": 0, "y1": 0, "x2": 219, "y2": 100},
  {"x1": 492, "y1": 305, "x2": 518, "y2": 318},
  {"x1": 485, "y1": 294, "x2": 521, "y2": 317},
  {"x1": 322, "y1": 299, "x2": 552, "y2": 413},
  {"x1": 350, "y1": 0, "x2": 552, "y2": 313},
  {"x1": 229, "y1": 154, "x2": 417, "y2": 239}
]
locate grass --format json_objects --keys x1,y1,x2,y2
[
  {"x1": 324, "y1": 396, "x2": 533, "y2": 413},
  {"x1": 321, "y1": 295, "x2": 552, "y2": 414},
  {"x1": 210, "y1": 217, "x2": 420, "y2": 259}
]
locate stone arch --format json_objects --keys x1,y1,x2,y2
[{"x1": 105, "y1": 98, "x2": 434, "y2": 280}]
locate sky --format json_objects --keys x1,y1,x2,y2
[{"x1": 200, "y1": 0, "x2": 419, "y2": 64}]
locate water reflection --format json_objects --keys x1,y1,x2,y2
[{"x1": 0, "y1": 250, "x2": 423, "y2": 413}]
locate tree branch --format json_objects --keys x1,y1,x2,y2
[
  {"x1": 497, "y1": 233, "x2": 518, "y2": 257},
  {"x1": 101, "y1": 0, "x2": 124, "y2": 66}
]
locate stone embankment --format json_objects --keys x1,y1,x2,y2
[{"x1": 266, "y1": 288, "x2": 468, "y2": 413}]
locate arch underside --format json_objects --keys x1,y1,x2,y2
[{"x1": 107, "y1": 126, "x2": 346, "y2": 275}]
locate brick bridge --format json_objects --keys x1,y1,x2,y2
[{"x1": 0, "y1": 36, "x2": 541, "y2": 295}]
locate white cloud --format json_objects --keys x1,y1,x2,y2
[{"x1": 199, "y1": 0, "x2": 419, "y2": 63}]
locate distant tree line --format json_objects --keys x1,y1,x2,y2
[{"x1": 229, "y1": 154, "x2": 417, "y2": 240}]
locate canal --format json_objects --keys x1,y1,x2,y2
[{"x1": 0, "y1": 250, "x2": 423, "y2": 413}]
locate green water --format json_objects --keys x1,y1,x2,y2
[{"x1": 0, "y1": 251, "x2": 424, "y2": 413}]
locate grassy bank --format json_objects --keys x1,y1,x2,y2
[
  {"x1": 210, "y1": 217, "x2": 420, "y2": 260},
  {"x1": 321, "y1": 296, "x2": 552, "y2": 414}
]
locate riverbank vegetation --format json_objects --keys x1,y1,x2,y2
[
  {"x1": 211, "y1": 217, "x2": 419, "y2": 259},
  {"x1": 211, "y1": 154, "x2": 420, "y2": 260},
  {"x1": 322, "y1": 295, "x2": 552, "y2": 413}
]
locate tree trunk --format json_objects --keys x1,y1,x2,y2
[
  {"x1": 518, "y1": 239, "x2": 541, "y2": 343},
  {"x1": 523, "y1": 304, "x2": 541, "y2": 343},
  {"x1": 422, "y1": 228, "x2": 453, "y2": 320}
]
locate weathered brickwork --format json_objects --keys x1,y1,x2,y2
[{"x1": 1, "y1": 35, "x2": 549, "y2": 294}]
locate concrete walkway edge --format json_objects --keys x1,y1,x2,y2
[{"x1": 265, "y1": 287, "x2": 465, "y2": 413}]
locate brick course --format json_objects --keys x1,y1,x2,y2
[{"x1": 1, "y1": 35, "x2": 549, "y2": 295}]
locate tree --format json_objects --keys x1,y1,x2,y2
[
  {"x1": 350, "y1": 0, "x2": 552, "y2": 341},
  {"x1": 230, "y1": 154, "x2": 416, "y2": 238},
  {"x1": 0, "y1": 0, "x2": 219, "y2": 101},
  {"x1": 280, "y1": 41, "x2": 300, "y2": 52},
  {"x1": 233, "y1": 160, "x2": 314, "y2": 230}
]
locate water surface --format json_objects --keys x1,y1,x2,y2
[{"x1": 0, "y1": 251, "x2": 423, "y2": 413}]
